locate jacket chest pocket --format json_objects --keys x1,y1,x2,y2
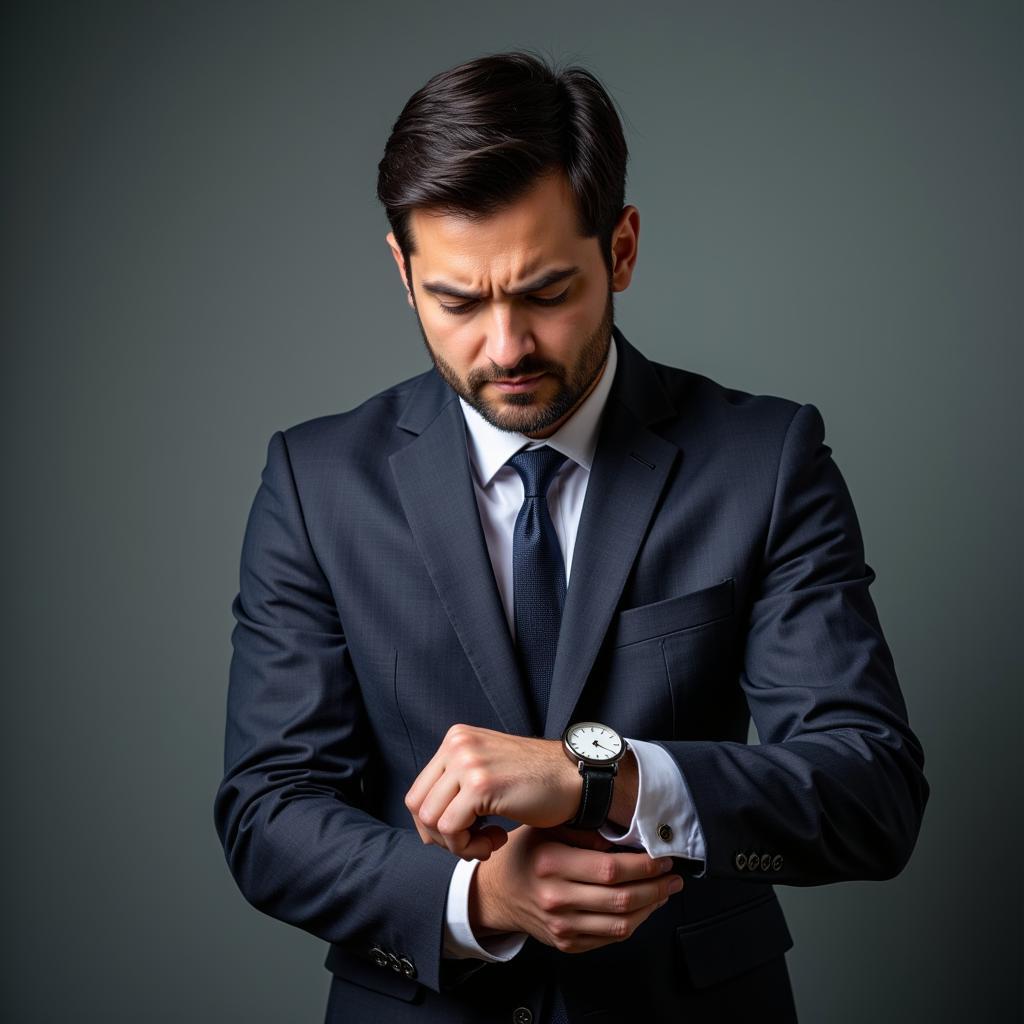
[
  {"x1": 596, "y1": 579, "x2": 738, "y2": 738},
  {"x1": 610, "y1": 577, "x2": 735, "y2": 648}
]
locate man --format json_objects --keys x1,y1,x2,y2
[{"x1": 214, "y1": 51, "x2": 929, "y2": 1024}]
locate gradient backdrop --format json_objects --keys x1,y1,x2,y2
[{"x1": 3, "y1": 1, "x2": 1020, "y2": 1020}]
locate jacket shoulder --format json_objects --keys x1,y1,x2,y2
[
  {"x1": 275, "y1": 366, "x2": 432, "y2": 459},
  {"x1": 648, "y1": 359, "x2": 806, "y2": 435}
]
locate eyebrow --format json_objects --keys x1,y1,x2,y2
[{"x1": 420, "y1": 266, "x2": 580, "y2": 301}]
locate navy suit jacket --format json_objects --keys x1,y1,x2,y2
[{"x1": 214, "y1": 325, "x2": 928, "y2": 1023}]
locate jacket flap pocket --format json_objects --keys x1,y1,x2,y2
[
  {"x1": 612, "y1": 578, "x2": 734, "y2": 648},
  {"x1": 324, "y1": 943, "x2": 420, "y2": 1002},
  {"x1": 675, "y1": 893, "x2": 793, "y2": 989}
]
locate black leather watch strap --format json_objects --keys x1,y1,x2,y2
[{"x1": 565, "y1": 765, "x2": 616, "y2": 829}]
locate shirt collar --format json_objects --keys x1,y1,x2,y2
[{"x1": 458, "y1": 332, "x2": 618, "y2": 488}]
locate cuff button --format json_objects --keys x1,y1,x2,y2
[
  {"x1": 657, "y1": 823, "x2": 673, "y2": 842},
  {"x1": 734, "y1": 852, "x2": 747, "y2": 870}
]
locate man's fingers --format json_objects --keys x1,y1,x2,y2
[
  {"x1": 404, "y1": 744, "x2": 450, "y2": 814},
  {"x1": 556, "y1": 871, "x2": 683, "y2": 916},
  {"x1": 412, "y1": 816, "x2": 434, "y2": 845},
  {"x1": 415, "y1": 814, "x2": 509, "y2": 862},
  {"x1": 545, "y1": 899, "x2": 669, "y2": 952},
  {"x1": 437, "y1": 786, "x2": 486, "y2": 839},
  {"x1": 541, "y1": 844, "x2": 676, "y2": 886},
  {"x1": 460, "y1": 824, "x2": 509, "y2": 860},
  {"x1": 417, "y1": 772, "x2": 462, "y2": 831},
  {"x1": 485, "y1": 825, "x2": 509, "y2": 851},
  {"x1": 450, "y1": 824, "x2": 508, "y2": 861},
  {"x1": 533, "y1": 870, "x2": 684, "y2": 953}
]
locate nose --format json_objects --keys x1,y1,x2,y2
[{"x1": 483, "y1": 302, "x2": 536, "y2": 372}]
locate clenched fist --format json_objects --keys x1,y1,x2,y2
[{"x1": 404, "y1": 724, "x2": 584, "y2": 860}]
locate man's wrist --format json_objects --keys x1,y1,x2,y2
[{"x1": 467, "y1": 855, "x2": 512, "y2": 936}]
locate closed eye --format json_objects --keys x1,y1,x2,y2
[
  {"x1": 528, "y1": 289, "x2": 570, "y2": 307},
  {"x1": 438, "y1": 288, "x2": 570, "y2": 317}
]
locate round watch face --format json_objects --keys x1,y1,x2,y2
[{"x1": 565, "y1": 722, "x2": 623, "y2": 763}]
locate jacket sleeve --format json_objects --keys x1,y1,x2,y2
[
  {"x1": 653, "y1": 402, "x2": 930, "y2": 885},
  {"x1": 212, "y1": 429, "x2": 467, "y2": 994}
]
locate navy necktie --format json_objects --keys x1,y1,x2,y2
[
  {"x1": 507, "y1": 445, "x2": 569, "y2": 737},
  {"x1": 507, "y1": 445, "x2": 572, "y2": 1024}
]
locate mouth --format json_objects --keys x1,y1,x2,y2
[{"x1": 492, "y1": 373, "x2": 546, "y2": 393}]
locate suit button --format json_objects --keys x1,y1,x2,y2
[
  {"x1": 513, "y1": 1008, "x2": 533, "y2": 1023},
  {"x1": 734, "y1": 852, "x2": 747, "y2": 870},
  {"x1": 746, "y1": 850, "x2": 759, "y2": 870},
  {"x1": 399, "y1": 956, "x2": 416, "y2": 979},
  {"x1": 658, "y1": 823, "x2": 673, "y2": 842},
  {"x1": 387, "y1": 951, "x2": 402, "y2": 972},
  {"x1": 771, "y1": 854, "x2": 783, "y2": 871},
  {"x1": 759, "y1": 853, "x2": 772, "y2": 871},
  {"x1": 369, "y1": 946, "x2": 388, "y2": 968}
]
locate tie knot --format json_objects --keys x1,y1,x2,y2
[{"x1": 507, "y1": 445, "x2": 569, "y2": 497}]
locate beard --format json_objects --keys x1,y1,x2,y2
[{"x1": 412, "y1": 285, "x2": 615, "y2": 436}]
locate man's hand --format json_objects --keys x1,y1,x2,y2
[
  {"x1": 470, "y1": 824, "x2": 684, "y2": 953},
  {"x1": 404, "y1": 724, "x2": 583, "y2": 860}
]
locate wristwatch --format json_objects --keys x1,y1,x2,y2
[{"x1": 561, "y1": 721, "x2": 627, "y2": 829}]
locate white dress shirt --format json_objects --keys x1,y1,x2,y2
[{"x1": 441, "y1": 334, "x2": 707, "y2": 961}]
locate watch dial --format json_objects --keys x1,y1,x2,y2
[{"x1": 567, "y1": 724, "x2": 622, "y2": 761}]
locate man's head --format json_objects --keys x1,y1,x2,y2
[{"x1": 377, "y1": 51, "x2": 639, "y2": 438}]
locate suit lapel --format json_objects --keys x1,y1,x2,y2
[
  {"x1": 388, "y1": 327, "x2": 680, "y2": 741},
  {"x1": 543, "y1": 331, "x2": 680, "y2": 737},
  {"x1": 389, "y1": 379, "x2": 535, "y2": 737}
]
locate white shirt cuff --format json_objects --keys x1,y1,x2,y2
[
  {"x1": 443, "y1": 856, "x2": 529, "y2": 961},
  {"x1": 597, "y1": 737, "x2": 707, "y2": 861}
]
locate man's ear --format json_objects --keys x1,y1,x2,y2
[
  {"x1": 609, "y1": 205, "x2": 640, "y2": 294},
  {"x1": 385, "y1": 231, "x2": 415, "y2": 309}
]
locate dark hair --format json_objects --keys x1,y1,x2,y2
[{"x1": 377, "y1": 50, "x2": 629, "y2": 277}]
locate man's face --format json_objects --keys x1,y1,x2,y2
[{"x1": 386, "y1": 170, "x2": 638, "y2": 438}]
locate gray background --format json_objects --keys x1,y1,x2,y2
[{"x1": 3, "y1": 1, "x2": 1020, "y2": 1021}]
